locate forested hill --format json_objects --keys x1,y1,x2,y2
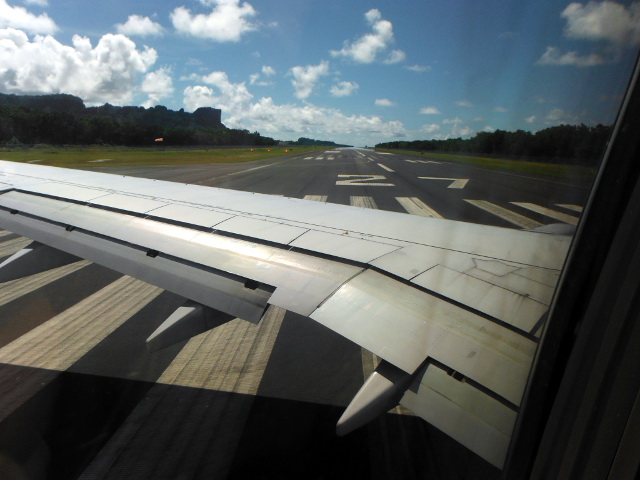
[
  {"x1": 0, "y1": 93, "x2": 278, "y2": 147},
  {"x1": 376, "y1": 124, "x2": 612, "y2": 166}
]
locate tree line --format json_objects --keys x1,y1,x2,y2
[
  {"x1": 376, "y1": 124, "x2": 612, "y2": 166},
  {"x1": 0, "y1": 93, "x2": 278, "y2": 147}
]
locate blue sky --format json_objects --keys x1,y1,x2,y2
[{"x1": 1, "y1": 0, "x2": 639, "y2": 146}]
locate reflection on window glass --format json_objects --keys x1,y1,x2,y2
[{"x1": 0, "y1": 0, "x2": 637, "y2": 479}]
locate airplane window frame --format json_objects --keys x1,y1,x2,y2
[{"x1": 504, "y1": 52, "x2": 640, "y2": 479}]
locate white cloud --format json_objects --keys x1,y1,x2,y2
[
  {"x1": 536, "y1": 45, "x2": 606, "y2": 66},
  {"x1": 562, "y1": 1, "x2": 640, "y2": 45},
  {"x1": 482, "y1": 125, "x2": 496, "y2": 132},
  {"x1": 375, "y1": 98, "x2": 396, "y2": 107},
  {"x1": 525, "y1": 115, "x2": 537, "y2": 123},
  {"x1": 289, "y1": 61, "x2": 329, "y2": 99},
  {"x1": 420, "y1": 106, "x2": 440, "y2": 114},
  {"x1": 24, "y1": 0, "x2": 48, "y2": 6},
  {"x1": 0, "y1": 0, "x2": 56, "y2": 34},
  {"x1": 493, "y1": 106, "x2": 508, "y2": 112},
  {"x1": 441, "y1": 117, "x2": 474, "y2": 137},
  {"x1": 0, "y1": 29, "x2": 157, "y2": 105},
  {"x1": 141, "y1": 67, "x2": 174, "y2": 107},
  {"x1": 116, "y1": 15, "x2": 163, "y2": 37},
  {"x1": 455, "y1": 100, "x2": 473, "y2": 107},
  {"x1": 183, "y1": 74, "x2": 407, "y2": 144},
  {"x1": 384, "y1": 49, "x2": 406, "y2": 64},
  {"x1": 171, "y1": 0, "x2": 257, "y2": 42},
  {"x1": 330, "y1": 81, "x2": 359, "y2": 97},
  {"x1": 544, "y1": 108, "x2": 580, "y2": 124},
  {"x1": 330, "y1": 9, "x2": 405, "y2": 64},
  {"x1": 249, "y1": 65, "x2": 276, "y2": 86},
  {"x1": 404, "y1": 64, "x2": 431, "y2": 72},
  {"x1": 421, "y1": 123, "x2": 440, "y2": 134}
]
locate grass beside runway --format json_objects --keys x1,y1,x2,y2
[
  {"x1": 376, "y1": 148, "x2": 596, "y2": 181},
  {"x1": 0, "y1": 145, "x2": 327, "y2": 168}
]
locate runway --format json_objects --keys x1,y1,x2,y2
[{"x1": 0, "y1": 148, "x2": 588, "y2": 479}]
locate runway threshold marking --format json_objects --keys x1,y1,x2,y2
[
  {"x1": 377, "y1": 163, "x2": 395, "y2": 173},
  {"x1": 303, "y1": 195, "x2": 328, "y2": 202},
  {"x1": 350, "y1": 196, "x2": 378, "y2": 209},
  {"x1": 465, "y1": 200, "x2": 542, "y2": 229},
  {"x1": 0, "y1": 276, "x2": 162, "y2": 370},
  {"x1": 157, "y1": 306, "x2": 286, "y2": 395},
  {"x1": 511, "y1": 202, "x2": 579, "y2": 225},
  {"x1": 0, "y1": 260, "x2": 91, "y2": 307},
  {"x1": 556, "y1": 204, "x2": 583, "y2": 213},
  {"x1": 396, "y1": 197, "x2": 443, "y2": 218},
  {"x1": 0, "y1": 237, "x2": 33, "y2": 259}
]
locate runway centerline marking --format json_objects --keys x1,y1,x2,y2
[{"x1": 336, "y1": 174, "x2": 394, "y2": 186}]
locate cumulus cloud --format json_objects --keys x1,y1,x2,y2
[
  {"x1": 536, "y1": 45, "x2": 606, "y2": 66},
  {"x1": 493, "y1": 106, "x2": 508, "y2": 112},
  {"x1": 249, "y1": 65, "x2": 276, "y2": 86},
  {"x1": 0, "y1": 0, "x2": 56, "y2": 34},
  {"x1": 421, "y1": 123, "x2": 440, "y2": 134},
  {"x1": 330, "y1": 81, "x2": 359, "y2": 97},
  {"x1": 375, "y1": 98, "x2": 395, "y2": 107},
  {"x1": 525, "y1": 115, "x2": 537, "y2": 123},
  {"x1": 538, "y1": 1, "x2": 640, "y2": 67},
  {"x1": 24, "y1": 0, "x2": 48, "y2": 5},
  {"x1": 171, "y1": 0, "x2": 257, "y2": 42},
  {"x1": 404, "y1": 64, "x2": 431, "y2": 72},
  {"x1": 384, "y1": 49, "x2": 406, "y2": 64},
  {"x1": 455, "y1": 100, "x2": 473, "y2": 107},
  {"x1": 330, "y1": 9, "x2": 405, "y2": 64},
  {"x1": 544, "y1": 108, "x2": 581, "y2": 124},
  {"x1": 141, "y1": 67, "x2": 174, "y2": 107},
  {"x1": 117, "y1": 15, "x2": 163, "y2": 37},
  {"x1": 289, "y1": 61, "x2": 329, "y2": 99},
  {"x1": 420, "y1": 106, "x2": 440, "y2": 114},
  {"x1": 183, "y1": 73, "x2": 407, "y2": 143},
  {"x1": 562, "y1": 1, "x2": 640, "y2": 45},
  {"x1": 441, "y1": 117, "x2": 474, "y2": 137},
  {"x1": 0, "y1": 29, "x2": 157, "y2": 105}
]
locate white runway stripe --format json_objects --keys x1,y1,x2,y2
[
  {"x1": 396, "y1": 197, "x2": 443, "y2": 218},
  {"x1": 377, "y1": 163, "x2": 395, "y2": 172},
  {"x1": 157, "y1": 306, "x2": 286, "y2": 394},
  {"x1": 465, "y1": 199, "x2": 542, "y2": 229},
  {"x1": 350, "y1": 196, "x2": 378, "y2": 209},
  {"x1": 0, "y1": 276, "x2": 163, "y2": 370},
  {"x1": 0, "y1": 237, "x2": 33, "y2": 258},
  {"x1": 303, "y1": 195, "x2": 328, "y2": 202},
  {"x1": 512, "y1": 202, "x2": 579, "y2": 225},
  {"x1": 0, "y1": 260, "x2": 91, "y2": 307},
  {"x1": 556, "y1": 204, "x2": 583, "y2": 213}
]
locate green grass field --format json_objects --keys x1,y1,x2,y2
[
  {"x1": 0, "y1": 145, "x2": 326, "y2": 168},
  {"x1": 376, "y1": 149, "x2": 596, "y2": 182}
]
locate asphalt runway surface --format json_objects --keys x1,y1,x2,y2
[{"x1": 0, "y1": 148, "x2": 590, "y2": 480}]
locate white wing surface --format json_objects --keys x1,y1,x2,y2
[{"x1": 0, "y1": 160, "x2": 570, "y2": 468}]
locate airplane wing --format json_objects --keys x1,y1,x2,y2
[{"x1": 0, "y1": 159, "x2": 570, "y2": 468}]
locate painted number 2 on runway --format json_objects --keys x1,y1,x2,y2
[{"x1": 336, "y1": 174, "x2": 394, "y2": 186}]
